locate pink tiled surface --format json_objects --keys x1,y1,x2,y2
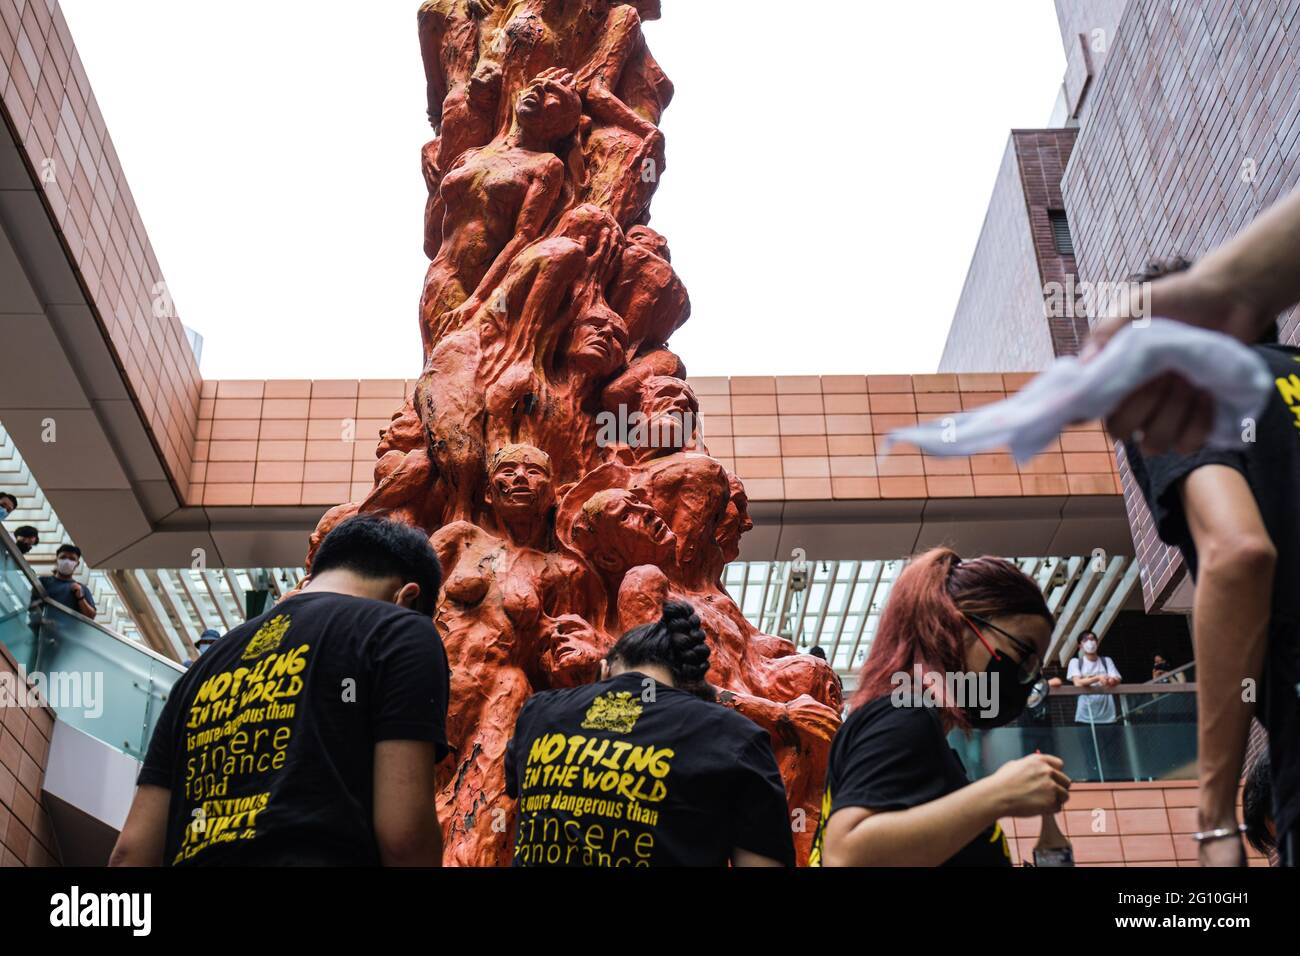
[
  {"x1": 0, "y1": 642, "x2": 61, "y2": 868},
  {"x1": 1061, "y1": 0, "x2": 1300, "y2": 608},
  {"x1": 192, "y1": 379, "x2": 411, "y2": 507},
  {"x1": 1000, "y1": 780, "x2": 1268, "y2": 867},
  {"x1": 192, "y1": 375, "x2": 1122, "y2": 508},
  {"x1": 1, "y1": 0, "x2": 200, "y2": 499},
  {"x1": 694, "y1": 373, "x2": 1120, "y2": 503}
]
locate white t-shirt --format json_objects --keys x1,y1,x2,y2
[{"x1": 1067, "y1": 654, "x2": 1121, "y2": 724}]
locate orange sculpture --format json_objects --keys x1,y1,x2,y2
[{"x1": 309, "y1": 0, "x2": 842, "y2": 865}]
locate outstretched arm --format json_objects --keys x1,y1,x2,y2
[
  {"x1": 1180, "y1": 464, "x2": 1274, "y2": 866},
  {"x1": 1186, "y1": 185, "x2": 1300, "y2": 331},
  {"x1": 822, "y1": 754, "x2": 1069, "y2": 867}
]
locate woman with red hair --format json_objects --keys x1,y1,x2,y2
[{"x1": 811, "y1": 548, "x2": 1070, "y2": 866}]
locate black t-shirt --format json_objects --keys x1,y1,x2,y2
[
  {"x1": 505, "y1": 672, "x2": 795, "y2": 867},
  {"x1": 809, "y1": 695, "x2": 1012, "y2": 866},
  {"x1": 1125, "y1": 343, "x2": 1300, "y2": 840},
  {"x1": 138, "y1": 591, "x2": 450, "y2": 866}
]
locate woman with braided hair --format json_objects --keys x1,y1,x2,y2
[{"x1": 504, "y1": 600, "x2": 796, "y2": 867}]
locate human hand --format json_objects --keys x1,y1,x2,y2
[
  {"x1": 989, "y1": 753, "x2": 1071, "y2": 818},
  {"x1": 537, "y1": 67, "x2": 576, "y2": 89},
  {"x1": 1085, "y1": 268, "x2": 1270, "y2": 456}
]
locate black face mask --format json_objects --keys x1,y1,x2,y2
[
  {"x1": 17, "y1": 540, "x2": 34, "y2": 554},
  {"x1": 963, "y1": 652, "x2": 1033, "y2": 728}
]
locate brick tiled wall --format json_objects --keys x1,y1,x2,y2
[
  {"x1": 0, "y1": 642, "x2": 60, "y2": 867},
  {"x1": 696, "y1": 373, "x2": 1121, "y2": 501},
  {"x1": 1061, "y1": 0, "x2": 1300, "y2": 607},
  {"x1": 1015, "y1": 129, "x2": 1089, "y2": 357},
  {"x1": 1001, "y1": 780, "x2": 1267, "y2": 867},
  {"x1": 939, "y1": 138, "x2": 1057, "y2": 374},
  {"x1": 193, "y1": 375, "x2": 1123, "y2": 508},
  {"x1": 940, "y1": 130, "x2": 1083, "y2": 373},
  {"x1": 0, "y1": 0, "x2": 201, "y2": 499}
]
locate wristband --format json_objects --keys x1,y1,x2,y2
[{"x1": 1190, "y1": 824, "x2": 1245, "y2": 843}]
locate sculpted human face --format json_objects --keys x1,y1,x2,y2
[
  {"x1": 584, "y1": 489, "x2": 675, "y2": 573},
  {"x1": 716, "y1": 477, "x2": 753, "y2": 563},
  {"x1": 627, "y1": 225, "x2": 670, "y2": 261},
  {"x1": 643, "y1": 378, "x2": 697, "y2": 449},
  {"x1": 516, "y1": 70, "x2": 580, "y2": 140},
  {"x1": 570, "y1": 306, "x2": 629, "y2": 376},
  {"x1": 487, "y1": 450, "x2": 554, "y2": 520}
]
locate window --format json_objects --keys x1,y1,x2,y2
[{"x1": 1049, "y1": 209, "x2": 1075, "y2": 256}]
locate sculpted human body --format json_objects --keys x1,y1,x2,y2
[
  {"x1": 309, "y1": 2, "x2": 840, "y2": 865},
  {"x1": 419, "y1": 69, "x2": 582, "y2": 352},
  {"x1": 414, "y1": 204, "x2": 626, "y2": 519},
  {"x1": 432, "y1": 446, "x2": 603, "y2": 865},
  {"x1": 576, "y1": 1, "x2": 672, "y2": 227},
  {"x1": 418, "y1": 2, "x2": 508, "y2": 259},
  {"x1": 562, "y1": 471, "x2": 841, "y2": 862}
]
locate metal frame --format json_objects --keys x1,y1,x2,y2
[{"x1": 724, "y1": 554, "x2": 1141, "y2": 677}]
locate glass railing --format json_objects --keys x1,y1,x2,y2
[
  {"x1": 0, "y1": 540, "x2": 39, "y2": 673},
  {"x1": 0, "y1": 528, "x2": 185, "y2": 760},
  {"x1": 949, "y1": 683, "x2": 1198, "y2": 784}
]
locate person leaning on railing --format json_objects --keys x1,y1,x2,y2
[
  {"x1": 1066, "y1": 630, "x2": 1121, "y2": 725},
  {"x1": 1086, "y1": 186, "x2": 1300, "y2": 868},
  {"x1": 32, "y1": 544, "x2": 97, "y2": 620}
]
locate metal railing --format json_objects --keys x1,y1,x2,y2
[
  {"x1": 0, "y1": 527, "x2": 184, "y2": 760},
  {"x1": 950, "y1": 681, "x2": 1198, "y2": 784}
]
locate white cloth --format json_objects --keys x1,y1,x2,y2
[
  {"x1": 1067, "y1": 655, "x2": 1121, "y2": 724},
  {"x1": 885, "y1": 320, "x2": 1274, "y2": 463}
]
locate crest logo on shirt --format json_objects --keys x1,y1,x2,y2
[
  {"x1": 241, "y1": 614, "x2": 292, "y2": 660},
  {"x1": 580, "y1": 691, "x2": 642, "y2": 734}
]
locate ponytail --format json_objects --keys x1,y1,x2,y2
[
  {"x1": 851, "y1": 548, "x2": 1052, "y2": 724},
  {"x1": 608, "y1": 600, "x2": 715, "y2": 700}
]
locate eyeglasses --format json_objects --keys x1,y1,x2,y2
[{"x1": 966, "y1": 614, "x2": 1042, "y2": 686}]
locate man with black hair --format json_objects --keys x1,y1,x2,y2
[
  {"x1": 111, "y1": 516, "x2": 451, "y2": 867},
  {"x1": 36, "y1": 544, "x2": 96, "y2": 619},
  {"x1": 1121, "y1": 255, "x2": 1300, "y2": 867},
  {"x1": 12, "y1": 525, "x2": 38, "y2": 555},
  {"x1": 0, "y1": 492, "x2": 17, "y2": 519}
]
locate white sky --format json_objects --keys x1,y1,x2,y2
[{"x1": 60, "y1": 1, "x2": 1065, "y2": 381}]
